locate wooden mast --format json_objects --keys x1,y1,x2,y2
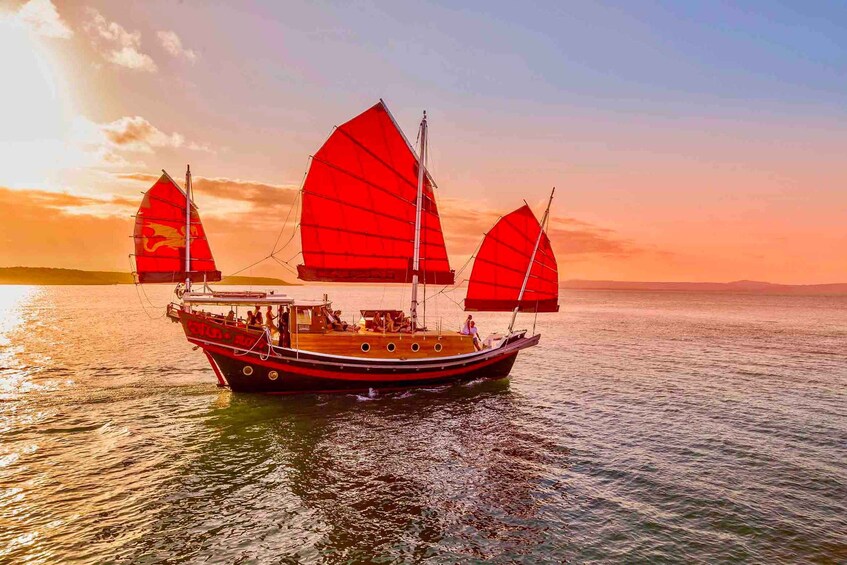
[
  {"x1": 508, "y1": 187, "x2": 555, "y2": 334},
  {"x1": 184, "y1": 164, "x2": 192, "y2": 293},
  {"x1": 410, "y1": 111, "x2": 427, "y2": 332}
]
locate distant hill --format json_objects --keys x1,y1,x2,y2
[
  {"x1": 562, "y1": 279, "x2": 847, "y2": 295},
  {"x1": 0, "y1": 267, "x2": 293, "y2": 286}
]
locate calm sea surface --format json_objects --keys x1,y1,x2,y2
[{"x1": 0, "y1": 285, "x2": 845, "y2": 564}]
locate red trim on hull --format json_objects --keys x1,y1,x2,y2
[
  {"x1": 205, "y1": 347, "x2": 520, "y2": 394},
  {"x1": 197, "y1": 342, "x2": 518, "y2": 382}
]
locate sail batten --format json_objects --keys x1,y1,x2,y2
[
  {"x1": 133, "y1": 173, "x2": 221, "y2": 284},
  {"x1": 298, "y1": 101, "x2": 454, "y2": 284},
  {"x1": 464, "y1": 204, "x2": 559, "y2": 313}
]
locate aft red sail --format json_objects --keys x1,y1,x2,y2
[
  {"x1": 133, "y1": 173, "x2": 221, "y2": 284},
  {"x1": 464, "y1": 205, "x2": 559, "y2": 312},
  {"x1": 297, "y1": 101, "x2": 454, "y2": 284}
]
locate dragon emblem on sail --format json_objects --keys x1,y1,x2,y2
[{"x1": 143, "y1": 223, "x2": 198, "y2": 253}]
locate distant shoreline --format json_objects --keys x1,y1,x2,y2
[
  {"x1": 0, "y1": 267, "x2": 294, "y2": 286},
  {"x1": 561, "y1": 279, "x2": 847, "y2": 295},
  {"x1": 1, "y1": 268, "x2": 844, "y2": 294}
]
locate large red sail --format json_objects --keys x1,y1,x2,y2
[
  {"x1": 297, "y1": 101, "x2": 454, "y2": 284},
  {"x1": 133, "y1": 173, "x2": 221, "y2": 284},
  {"x1": 464, "y1": 205, "x2": 559, "y2": 312}
]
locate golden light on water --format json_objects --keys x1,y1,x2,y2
[
  {"x1": 0, "y1": 286, "x2": 36, "y2": 347},
  {"x1": 0, "y1": 286, "x2": 41, "y2": 400}
]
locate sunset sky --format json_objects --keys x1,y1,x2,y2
[{"x1": 1, "y1": 0, "x2": 845, "y2": 284}]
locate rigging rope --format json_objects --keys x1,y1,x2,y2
[{"x1": 128, "y1": 255, "x2": 167, "y2": 319}]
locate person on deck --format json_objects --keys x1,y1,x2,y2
[
  {"x1": 372, "y1": 312, "x2": 384, "y2": 332},
  {"x1": 469, "y1": 320, "x2": 482, "y2": 351},
  {"x1": 265, "y1": 306, "x2": 277, "y2": 333},
  {"x1": 332, "y1": 310, "x2": 349, "y2": 331},
  {"x1": 384, "y1": 312, "x2": 395, "y2": 332},
  {"x1": 461, "y1": 315, "x2": 472, "y2": 335},
  {"x1": 279, "y1": 307, "x2": 290, "y2": 347},
  {"x1": 226, "y1": 309, "x2": 236, "y2": 323},
  {"x1": 246, "y1": 310, "x2": 255, "y2": 327},
  {"x1": 254, "y1": 306, "x2": 263, "y2": 327},
  {"x1": 395, "y1": 312, "x2": 411, "y2": 332}
]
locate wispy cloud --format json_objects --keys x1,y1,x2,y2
[
  {"x1": 0, "y1": 186, "x2": 135, "y2": 270},
  {"x1": 437, "y1": 198, "x2": 641, "y2": 260},
  {"x1": 84, "y1": 8, "x2": 156, "y2": 72},
  {"x1": 13, "y1": 0, "x2": 72, "y2": 39},
  {"x1": 92, "y1": 116, "x2": 212, "y2": 156},
  {"x1": 117, "y1": 173, "x2": 297, "y2": 222},
  {"x1": 101, "y1": 116, "x2": 184, "y2": 152},
  {"x1": 157, "y1": 30, "x2": 198, "y2": 63}
]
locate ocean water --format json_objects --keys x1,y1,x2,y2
[{"x1": 0, "y1": 285, "x2": 845, "y2": 564}]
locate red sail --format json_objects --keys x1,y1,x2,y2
[
  {"x1": 297, "y1": 101, "x2": 454, "y2": 284},
  {"x1": 464, "y1": 205, "x2": 559, "y2": 312},
  {"x1": 133, "y1": 173, "x2": 221, "y2": 284}
]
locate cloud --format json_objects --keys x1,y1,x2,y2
[
  {"x1": 101, "y1": 116, "x2": 183, "y2": 151},
  {"x1": 1, "y1": 186, "x2": 136, "y2": 217},
  {"x1": 14, "y1": 0, "x2": 72, "y2": 39},
  {"x1": 437, "y1": 198, "x2": 640, "y2": 260},
  {"x1": 0, "y1": 187, "x2": 135, "y2": 271},
  {"x1": 117, "y1": 173, "x2": 298, "y2": 221},
  {"x1": 95, "y1": 116, "x2": 211, "y2": 156},
  {"x1": 157, "y1": 30, "x2": 198, "y2": 62},
  {"x1": 84, "y1": 8, "x2": 156, "y2": 72}
]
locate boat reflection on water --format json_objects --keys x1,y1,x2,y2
[{"x1": 127, "y1": 380, "x2": 569, "y2": 562}]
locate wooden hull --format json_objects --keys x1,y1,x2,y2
[{"x1": 177, "y1": 311, "x2": 539, "y2": 394}]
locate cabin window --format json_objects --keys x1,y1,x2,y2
[
  {"x1": 296, "y1": 307, "x2": 312, "y2": 332},
  {"x1": 242, "y1": 365, "x2": 254, "y2": 376},
  {"x1": 361, "y1": 343, "x2": 370, "y2": 352},
  {"x1": 268, "y1": 371, "x2": 279, "y2": 381},
  {"x1": 434, "y1": 343, "x2": 443, "y2": 352},
  {"x1": 387, "y1": 343, "x2": 396, "y2": 352},
  {"x1": 411, "y1": 343, "x2": 420, "y2": 352}
]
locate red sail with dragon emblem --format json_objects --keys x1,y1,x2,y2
[{"x1": 133, "y1": 173, "x2": 221, "y2": 284}]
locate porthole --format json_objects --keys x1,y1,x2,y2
[
  {"x1": 361, "y1": 343, "x2": 371, "y2": 352},
  {"x1": 434, "y1": 343, "x2": 443, "y2": 352},
  {"x1": 387, "y1": 342, "x2": 396, "y2": 352},
  {"x1": 242, "y1": 365, "x2": 254, "y2": 376},
  {"x1": 268, "y1": 370, "x2": 279, "y2": 381},
  {"x1": 411, "y1": 343, "x2": 420, "y2": 352}
]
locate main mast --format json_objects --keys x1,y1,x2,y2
[
  {"x1": 410, "y1": 111, "x2": 427, "y2": 332},
  {"x1": 184, "y1": 164, "x2": 192, "y2": 292},
  {"x1": 508, "y1": 187, "x2": 555, "y2": 333}
]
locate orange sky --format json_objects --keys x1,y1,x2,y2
[{"x1": 0, "y1": 0, "x2": 845, "y2": 284}]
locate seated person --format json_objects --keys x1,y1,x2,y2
[
  {"x1": 395, "y1": 311, "x2": 411, "y2": 332},
  {"x1": 372, "y1": 312, "x2": 384, "y2": 331},
  {"x1": 225, "y1": 310, "x2": 236, "y2": 323},
  {"x1": 384, "y1": 312, "x2": 395, "y2": 332},
  {"x1": 246, "y1": 310, "x2": 255, "y2": 326},
  {"x1": 332, "y1": 310, "x2": 349, "y2": 331},
  {"x1": 461, "y1": 314, "x2": 472, "y2": 335},
  {"x1": 254, "y1": 307, "x2": 264, "y2": 327},
  {"x1": 469, "y1": 321, "x2": 482, "y2": 351}
]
